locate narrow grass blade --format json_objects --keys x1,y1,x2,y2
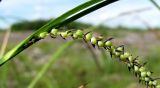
[
  {"x1": 0, "y1": 28, "x2": 11, "y2": 57},
  {"x1": 57, "y1": 0, "x2": 119, "y2": 28}
]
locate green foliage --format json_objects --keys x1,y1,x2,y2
[{"x1": 65, "y1": 21, "x2": 92, "y2": 29}]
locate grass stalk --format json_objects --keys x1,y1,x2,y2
[
  {"x1": 0, "y1": 28, "x2": 11, "y2": 57},
  {"x1": 83, "y1": 39, "x2": 103, "y2": 72},
  {"x1": 150, "y1": 0, "x2": 160, "y2": 10},
  {"x1": 28, "y1": 41, "x2": 73, "y2": 88}
]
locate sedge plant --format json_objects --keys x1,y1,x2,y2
[{"x1": 0, "y1": 0, "x2": 160, "y2": 88}]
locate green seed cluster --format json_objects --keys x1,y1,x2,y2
[{"x1": 38, "y1": 29, "x2": 160, "y2": 88}]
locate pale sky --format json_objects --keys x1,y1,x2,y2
[{"x1": 0, "y1": 0, "x2": 160, "y2": 29}]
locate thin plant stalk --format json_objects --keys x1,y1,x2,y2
[
  {"x1": 99, "y1": 7, "x2": 151, "y2": 24},
  {"x1": 0, "y1": 28, "x2": 11, "y2": 58},
  {"x1": 136, "y1": 15, "x2": 160, "y2": 39},
  {"x1": 0, "y1": 23, "x2": 11, "y2": 88},
  {"x1": 83, "y1": 39, "x2": 103, "y2": 72},
  {"x1": 150, "y1": 0, "x2": 160, "y2": 10},
  {"x1": 28, "y1": 41, "x2": 73, "y2": 88},
  {"x1": 87, "y1": 7, "x2": 151, "y2": 31}
]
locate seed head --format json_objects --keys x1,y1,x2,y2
[
  {"x1": 76, "y1": 30, "x2": 83, "y2": 38},
  {"x1": 123, "y1": 52, "x2": 130, "y2": 59},
  {"x1": 61, "y1": 32, "x2": 68, "y2": 38},
  {"x1": 149, "y1": 81, "x2": 153, "y2": 86},
  {"x1": 67, "y1": 31, "x2": 73, "y2": 36},
  {"x1": 120, "y1": 55, "x2": 126, "y2": 61},
  {"x1": 105, "y1": 41, "x2": 112, "y2": 47},
  {"x1": 117, "y1": 47, "x2": 123, "y2": 52},
  {"x1": 73, "y1": 34, "x2": 78, "y2": 39},
  {"x1": 85, "y1": 32, "x2": 92, "y2": 41},
  {"x1": 98, "y1": 41, "x2": 104, "y2": 47},
  {"x1": 115, "y1": 52, "x2": 120, "y2": 57},
  {"x1": 51, "y1": 29, "x2": 58, "y2": 35},
  {"x1": 144, "y1": 77, "x2": 149, "y2": 82},
  {"x1": 141, "y1": 72, "x2": 147, "y2": 77},
  {"x1": 147, "y1": 71, "x2": 151, "y2": 76},
  {"x1": 128, "y1": 56, "x2": 134, "y2": 62},
  {"x1": 139, "y1": 67, "x2": 146, "y2": 72},
  {"x1": 91, "y1": 37, "x2": 97, "y2": 45},
  {"x1": 134, "y1": 66, "x2": 139, "y2": 72},
  {"x1": 39, "y1": 32, "x2": 49, "y2": 39},
  {"x1": 153, "y1": 80, "x2": 158, "y2": 86}
]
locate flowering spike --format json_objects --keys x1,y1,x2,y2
[{"x1": 47, "y1": 29, "x2": 160, "y2": 87}]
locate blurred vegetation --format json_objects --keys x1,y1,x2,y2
[
  {"x1": 9, "y1": 19, "x2": 156, "y2": 32},
  {"x1": 11, "y1": 19, "x2": 49, "y2": 31},
  {"x1": 11, "y1": 19, "x2": 92, "y2": 31}
]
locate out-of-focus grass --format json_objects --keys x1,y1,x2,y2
[
  {"x1": 146, "y1": 46, "x2": 160, "y2": 74},
  {"x1": 28, "y1": 41, "x2": 73, "y2": 88}
]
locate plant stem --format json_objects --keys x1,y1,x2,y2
[
  {"x1": 83, "y1": 38, "x2": 103, "y2": 72},
  {"x1": 57, "y1": 0, "x2": 119, "y2": 28},
  {"x1": 150, "y1": 0, "x2": 160, "y2": 10},
  {"x1": 28, "y1": 41, "x2": 73, "y2": 88},
  {"x1": 0, "y1": 28, "x2": 11, "y2": 58}
]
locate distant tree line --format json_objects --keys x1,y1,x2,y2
[
  {"x1": 10, "y1": 19, "x2": 159, "y2": 32},
  {"x1": 11, "y1": 19, "x2": 92, "y2": 31}
]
